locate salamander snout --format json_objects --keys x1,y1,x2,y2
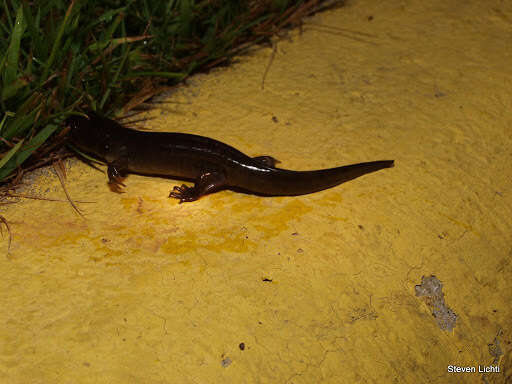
[{"x1": 65, "y1": 114, "x2": 89, "y2": 131}]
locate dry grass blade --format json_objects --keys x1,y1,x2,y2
[
  {"x1": 121, "y1": 82, "x2": 175, "y2": 113},
  {"x1": 303, "y1": 22, "x2": 378, "y2": 45},
  {"x1": 261, "y1": 41, "x2": 278, "y2": 90},
  {"x1": 5, "y1": 193, "x2": 95, "y2": 204},
  {"x1": 52, "y1": 160, "x2": 84, "y2": 218},
  {"x1": 0, "y1": 215, "x2": 13, "y2": 259}
]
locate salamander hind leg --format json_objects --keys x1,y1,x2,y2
[
  {"x1": 253, "y1": 156, "x2": 280, "y2": 168},
  {"x1": 169, "y1": 170, "x2": 227, "y2": 203}
]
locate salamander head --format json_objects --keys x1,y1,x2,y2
[{"x1": 66, "y1": 113, "x2": 114, "y2": 161}]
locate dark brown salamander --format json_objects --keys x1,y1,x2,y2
[{"x1": 66, "y1": 113, "x2": 394, "y2": 203}]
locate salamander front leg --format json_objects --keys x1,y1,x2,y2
[
  {"x1": 169, "y1": 171, "x2": 226, "y2": 203},
  {"x1": 107, "y1": 161, "x2": 127, "y2": 193}
]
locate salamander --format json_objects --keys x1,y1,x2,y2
[{"x1": 66, "y1": 112, "x2": 394, "y2": 203}]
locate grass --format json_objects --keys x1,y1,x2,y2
[{"x1": 0, "y1": 0, "x2": 342, "y2": 185}]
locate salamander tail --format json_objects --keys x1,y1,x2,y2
[{"x1": 248, "y1": 160, "x2": 394, "y2": 196}]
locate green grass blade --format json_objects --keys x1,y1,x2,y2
[
  {"x1": 22, "y1": 3, "x2": 42, "y2": 59},
  {"x1": 100, "y1": 46, "x2": 131, "y2": 110},
  {"x1": 67, "y1": 143, "x2": 104, "y2": 164},
  {"x1": 1, "y1": 77, "x2": 29, "y2": 102},
  {"x1": 40, "y1": 1, "x2": 74, "y2": 81},
  {"x1": 124, "y1": 71, "x2": 185, "y2": 79},
  {"x1": 2, "y1": 0, "x2": 13, "y2": 31},
  {"x1": 0, "y1": 138, "x2": 24, "y2": 169},
  {"x1": 2, "y1": 105, "x2": 39, "y2": 140},
  {"x1": 0, "y1": 111, "x2": 15, "y2": 135},
  {"x1": 3, "y1": 5, "x2": 25, "y2": 85},
  {"x1": 0, "y1": 123, "x2": 59, "y2": 181}
]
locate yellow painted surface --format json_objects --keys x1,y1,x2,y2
[{"x1": 1, "y1": 0, "x2": 511, "y2": 383}]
